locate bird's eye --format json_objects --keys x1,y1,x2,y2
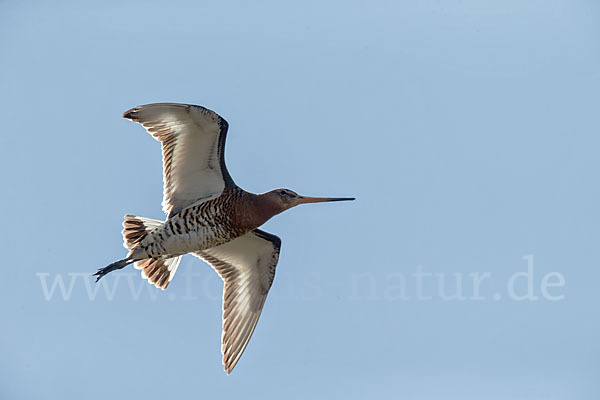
[{"x1": 279, "y1": 190, "x2": 287, "y2": 196}]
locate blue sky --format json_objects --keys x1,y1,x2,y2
[{"x1": 1, "y1": 1, "x2": 599, "y2": 399}]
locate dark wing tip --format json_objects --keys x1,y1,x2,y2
[
  {"x1": 122, "y1": 108, "x2": 138, "y2": 120},
  {"x1": 122, "y1": 103, "x2": 188, "y2": 121}
]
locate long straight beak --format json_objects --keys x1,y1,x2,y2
[{"x1": 298, "y1": 196, "x2": 355, "y2": 204}]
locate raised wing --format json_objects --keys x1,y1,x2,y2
[
  {"x1": 194, "y1": 229, "x2": 281, "y2": 374},
  {"x1": 123, "y1": 103, "x2": 235, "y2": 217}
]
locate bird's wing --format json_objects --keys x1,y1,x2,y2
[
  {"x1": 194, "y1": 229, "x2": 281, "y2": 374},
  {"x1": 123, "y1": 103, "x2": 235, "y2": 217}
]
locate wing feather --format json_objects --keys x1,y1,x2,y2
[
  {"x1": 123, "y1": 103, "x2": 235, "y2": 216},
  {"x1": 194, "y1": 229, "x2": 281, "y2": 374}
]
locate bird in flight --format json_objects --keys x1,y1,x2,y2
[{"x1": 94, "y1": 103, "x2": 354, "y2": 374}]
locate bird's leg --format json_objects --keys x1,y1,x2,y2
[{"x1": 93, "y1": 258, "x2": 134, "y2": 282}]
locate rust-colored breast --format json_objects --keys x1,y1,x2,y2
[{"x1": 230, "y1": 190, "x2": 279, "y2": 233}]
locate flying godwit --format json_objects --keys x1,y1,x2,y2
[{"x1": 94, "y1": 103, "x2": 354, "y2": 374}]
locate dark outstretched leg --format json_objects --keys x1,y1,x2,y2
[{"x1": 93, "y1": 258, "x2": 133, "y2": 282}]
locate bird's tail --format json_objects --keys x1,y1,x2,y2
[
  {"x1": 94, "y1": 214, "x2": 163, "y2": 282},
  {"x1": 122, "y1": 214, "x2": 164, "y2": 254},
  {"x1": 121, "y1": 214, "x2": 182, "y2": 290}
]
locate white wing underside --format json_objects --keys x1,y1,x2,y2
[
  {"x1": 194, "y1": 229, "x2": 281, "y2": 374},
  {"x1": 123, "y1": 103, "x2": 234, "y2": 216}
]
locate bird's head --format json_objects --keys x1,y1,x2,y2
[{"x1": 259, "y1": 188, "x2": 355, "y2": 217}]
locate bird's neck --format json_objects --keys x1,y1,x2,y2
[{"x1": 233, "y1": 191, "x2": 282, "y2": 231}]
